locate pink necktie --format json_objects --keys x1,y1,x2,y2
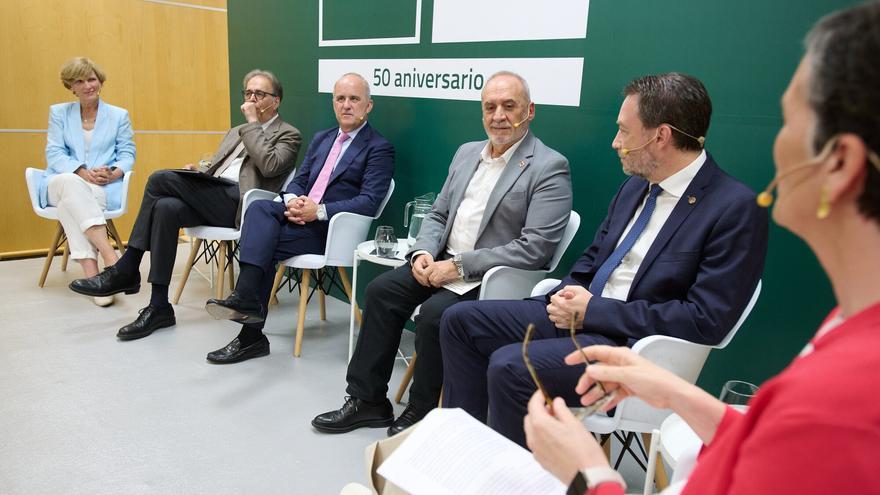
[{"x1": 308, "y1": 132, "x2": 350, "y2": 203}]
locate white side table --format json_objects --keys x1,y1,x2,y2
[
  {"x1": 348, "y1": 240, "x2": 409, "y2": 361},
  {"x1": 659, "y1": 413, "x2": 700, "y2": 471}
]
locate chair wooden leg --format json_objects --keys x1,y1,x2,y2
[
  {"x1": 602, "y1": 434, "x2": 612, "y2": 460},
  {"x1": 60, "y1": 243, "x2": 69, "y2": 271},
  {"x1": 39, "y1": 223, "x2": 65, "y2": 287},
  {"x1": 171, "y1": 238, "x2": 203, "y2": 305},
  {"x1": 215, "y1": 242, "x2": 227, "y2": 299},
  {"x1": 642, "y1": 432, "x2": 669, "y2": 491},
  {"x1": 227, "y1": 245, "x2": 235, "y2": 291},
  {"x1": 294, "y1": 269, "x2": 311, "y2": 357},
  {"x1": 269, "y1": 264, "x2": 286, "y2": 305},
  {"x1": 337, "y1": 267, "x2": 362, "y2": 326},
  {"x1": 318, "y1": 269, "x2": 327, "y2": 321},
  {"x1": 105, "y1": 219, "x2": 126, "y2": 255},
  {"x1": 395, "y1": 353, "x2": 417, "y2": 404}
]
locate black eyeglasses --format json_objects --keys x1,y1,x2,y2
[
  {"x1": 522, "y1": 313, "x2": 616, "y2": 418},
  {"x1": 242, "y1": 90, "x2": 277, "y2": 100}
]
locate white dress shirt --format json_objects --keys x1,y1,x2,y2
[
  {"x1": 445, "y1": 132, "x2": 528, "y2": 256},
  {"x1": 601, "y1": 150, "x2": 706, "y2": 301},
  {"x1": 219, "y1": 113, "x2": 280, "y2": 182},
  {"x1": 284, "y1": 120, "x2": 368, "y2": 220}
]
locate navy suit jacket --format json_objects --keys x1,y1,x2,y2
[
  {"x1": 553, "y1": 154, "x2": 768, "y2": 347},
  {"x1": 285, "y1": 122, "x2": 394, "y2": 222}
]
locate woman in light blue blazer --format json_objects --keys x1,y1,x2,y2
[{"x1": 42, "y1": 57, "x2": 135, "y2": 306}]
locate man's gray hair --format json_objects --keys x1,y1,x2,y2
[
  {"x1": 243, "y1": 69, "x2": 283, "y2": 100},
  {"x1": 484, "y1": 71, "x2": 531, "y2": 104},
  {"x1": 336, "y1": 72, "x2": 371, "y2": 99}
]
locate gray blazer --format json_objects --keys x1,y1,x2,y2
[
  {"x1": 409, "y1": 132, "x2": 572, "y2": 281},
  {"x1": 201, "y1": 115, "x2": 302, "y2": 224}
]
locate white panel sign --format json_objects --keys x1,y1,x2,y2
[
  {"x1": 318, "y1": 58, "x2": 584, "y2": 107},
  {"x1": 432, "y1": 0, "x2": 590, "y2": 44}
]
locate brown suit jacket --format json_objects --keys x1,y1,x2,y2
[{"x1": 201, "y1": 115, "x2": 302, "y2": 225}]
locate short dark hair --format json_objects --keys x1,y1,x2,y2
[
  {"x1": 623, "y1": 73, "x2": 711, "y2": 152},
  {"x1": 243, "y1": 69, "x2": 283, "y2": 100},
  {"x1": 806, "y1": 2, "x2": 880, "y2": 223}
]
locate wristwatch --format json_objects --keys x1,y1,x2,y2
[
  {"x1": 452, "y1": 253, "x2": 465, "y2": 280},
  {"x1": 567, "y1": 467, "x2": 626, "y2": 495}
]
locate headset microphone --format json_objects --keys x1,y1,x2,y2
[
  {"x1": 756, "y1": 138, "x2": 840, "y2": 208},
  {"x1": 621, "y1": 137, "x2": 655, "y2": 156},
  {"x1": 512, "y1": 109, "x2": 531, "y2": 128}
]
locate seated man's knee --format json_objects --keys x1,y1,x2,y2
[
  {"x1": 153, "y1": 197, "x2": 184, "y2": 220},
  {"x1": 439, "y1": 301, "x2": 477, "y2": 343},
  {"x1": 487, "y1": 344, "x2": 528, "y2": 392},
  {"x1": 145, "y1": 169, "x2": 175, "y2": 192},
  {"x1": 363, "y1": 269, "x2": 398, "y2": 303},
  {"x1": 244, "y1": 199, "x2": 281, "y2": 222}
]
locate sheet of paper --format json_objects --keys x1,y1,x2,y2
[
  {"x1": 442, "y1": 279, "x2": 481, "y2": 295},
  {"x1": 377, "y1": 408, "x2": 566, "y2": 495}
]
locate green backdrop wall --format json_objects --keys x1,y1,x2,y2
[{"x1": 227, "y1": 0, "x2": 856, "y2": 393}]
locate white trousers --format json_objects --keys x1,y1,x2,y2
[{"x1": 47, "y1": 173, "x2": 107, "y2": 260}]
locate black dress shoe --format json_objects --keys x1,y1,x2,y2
[
  {"x1": 312, "y1": 396, "x2": 394, "y2": 433},
  {"x1": 70, "y1": 265, "x2": 141, "y2": 297},
  {"x1": 205, "y1": 291, "x2": 264, "y2": 324},
  {"x1": 206, "y1": 336, "x2": 270, "y2": 364},
  {"x1": 117, "y1": 305, "x2": 176, "y2": 341},
  {"x1": 388, "y1": 403, "x2": 434, "y2": 436}
]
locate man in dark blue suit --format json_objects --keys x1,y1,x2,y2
[
  {"x1": 440, "y1": 73, "x2": 768, "y2": 446},
  {"x1": 203, "y1": 73, "x2": 395, "y2": 363}
]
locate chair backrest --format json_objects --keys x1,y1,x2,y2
[
  {"x1": 714, "y1": 279, "x2": 762, "y2": 349},
  {"x1": 323, "y1": 179, "x2": 395, "y2": 267},
  {"x1": 547, "y1": 211, "x2": 580, "y2": 272},
  {"x1": 104, "y1": 171, "x2": 134, "y2": 218},
  {"x1": 25, "y1": 167, "x2": 45, "y2": 215}
]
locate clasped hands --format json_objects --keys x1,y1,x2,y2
[
  {"x1": 76, "y1": 166, "x2": 121, "y2": 186},
  {"x1": 411, "y1": 253, "x2": 460, "y2": 288},
  {"x1": 284, "y1": 196, "x2": 318, "y2": 224},
  {"x1": 546, "y1": 285, "x2": 592, "y2": 329}
]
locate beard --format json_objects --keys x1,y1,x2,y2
[{"x1": 621, "y1": 150, "x2": 659, "y2": 180}]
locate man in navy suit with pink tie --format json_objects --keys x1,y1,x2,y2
[
  {"x1": 204, "y1": 73, "x2": 394, "y2": 364},
  {"x1": 440, "y1": 73, "x2": 769, "y2": 446}
]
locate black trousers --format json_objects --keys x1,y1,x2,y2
[
  {"x1": 345, "y1": 264, "x2": 479, "y2": 408},
  {"x1": 128, "y1": 170, "x2": 239, "y2": 285}
]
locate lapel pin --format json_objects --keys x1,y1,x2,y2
[
  {"x1": 518, "y1": 160, "x2": 525, "y2": 168},
  {"x1": 688, "y1": 195, "x2": 697, "y2": 205}
]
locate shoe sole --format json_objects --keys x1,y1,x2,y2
[
  {"x1": 117, "y1": 317, "x2": 176, "y2": 341},
  {"x1": 311, "y1": 417, "x2": 394, "y2": 434},
  {"x1": 206, "y1": 345, "x2": 270, "y2": 364},
  {"x1": 70, "y1": 283, "x2": 140, "y2": 297},
  {"x1": 205, "y1": 302, "x2": 264, "y2": 324}
]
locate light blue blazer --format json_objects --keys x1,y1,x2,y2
[{"x1": 41, "y1": 99, "x2": 136, "y2": 210}]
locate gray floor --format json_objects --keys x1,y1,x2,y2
[{"x1": 0, "y1": 245, "x2": 650, "y2": 495}]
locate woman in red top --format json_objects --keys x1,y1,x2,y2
[{"x1": 524, "y1": 3, "x2": 880, "y2": 494}]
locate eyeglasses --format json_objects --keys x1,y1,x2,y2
[
  {"x1": 522, "y1": 313, "x2": 616, "y2": 418},
  {"x1": 242, "y1": 90, "x2": 277, "y2": 101}
]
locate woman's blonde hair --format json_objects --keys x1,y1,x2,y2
[{"x1": 60, "y1": 57, "x2": 106, "y2": 90}]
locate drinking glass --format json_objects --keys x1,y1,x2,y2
[
  {"x1": 719, "y1": 380, "x2": 758, "y2": 407},
  {"x1": 374, "y1": 226, "x2": 397, "y2": 258}
]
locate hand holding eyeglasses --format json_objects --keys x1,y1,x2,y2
[
  {"x1": 567, "y1": 345, "x2": 688, "y2": 412},
  {"x1": 522, "y1": 313, "x2": 615, "y2": 417}
]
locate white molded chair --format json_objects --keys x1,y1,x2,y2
[
  {"x1": 529, "y1": 277, "x2": 762, "y2": 492},
  {"x1": 393, "y1": 211, "x2": 582, "y2": 404},
  {"x1": 269, "y1": 179, "x2": 396, "y2": 357},
  {"x1": 172, "y1": 188, "x2": 274, "y2": 303},
  {"x1": 25, "y1": 167, "x2": 133, "y2": 287}
]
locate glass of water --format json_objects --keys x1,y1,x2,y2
[
  {"x1": 719, "y1": 380, "x2": 758, "y2": 407},
  {"x1": 375, "y1": 226, "x2": 397, "y2": 258}
]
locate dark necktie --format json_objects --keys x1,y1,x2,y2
[{"x1": 589, "y1": 184, "x2": 663, "y2": 296}]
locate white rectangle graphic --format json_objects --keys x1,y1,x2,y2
[
  {"x1": 432, "y1": 0, "x2": 589, "y2": 44},
  {"x1": 318, "y1": 58, "x2": 584, "y2": 107}
]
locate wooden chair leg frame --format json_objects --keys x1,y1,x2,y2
[
  {"x1": 38, "y1": 223, "x2": 65, "y2": 288},
  {"x1": 294, "y1": 269, "x2": 311, "y2": 357},
  {"x1": 171, "y1": 238, "x2": 204, "y2": 305},
  {"x1": 642, "y1": 432, "x2": 669, "y2": 491}
]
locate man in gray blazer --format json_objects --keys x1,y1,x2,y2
[
  {"x1": 312, "y1": 71, "x2": 572, "y2": 437},
  {"x1": 70, "y1": 69, "x2": 301, "y2": 340}
]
